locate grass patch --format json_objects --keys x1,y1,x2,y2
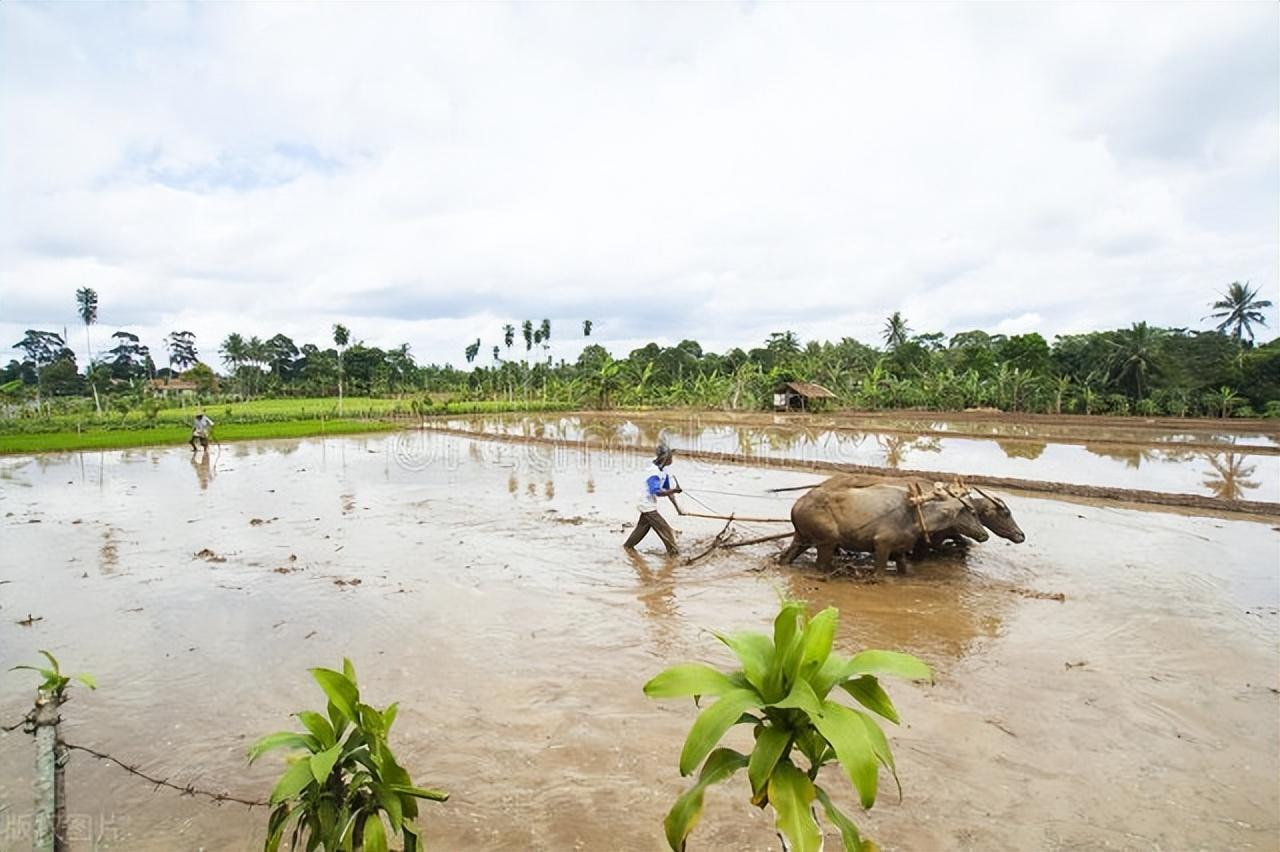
[{"x1": 0, "y1": 418, "x2": 399, "y2": 455}]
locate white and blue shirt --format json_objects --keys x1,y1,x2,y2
[{"x1": 638, "y1": 463, "x2": 676, "y2": 513}]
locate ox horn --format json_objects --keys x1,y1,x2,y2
[{"x1": 973, "y1": 484, "x2": 1008, "y2": 510}]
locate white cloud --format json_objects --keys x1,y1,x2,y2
[{"x1": 1, "y1": 3, "x2": 1276, "y2": 369}]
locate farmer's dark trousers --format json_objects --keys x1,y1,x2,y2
[{"x1": 624, "y1": 511, "x2": 678, "y2": 555}]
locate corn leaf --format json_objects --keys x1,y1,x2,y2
[
  {"x1": 309, "y1": 743, "x2": 342, "y2": 784},
  {"x1": 843, "y1": 651, "x2": 932, "y2": 683},
  {"x1": 710, "y1": 630, "x2": 773, "y2": 694},
  {"x1": 810, "y1": 701, "x2": 879, "y2": 809},
  {"x1": 383, "y1": 702, "x2": 399, "y2": 733},
  {"x1": 840, "y1": 676, "x2": 899, "y2": 724},
  {"x1": 814, "y1": 784, "x2": 867, "y2": 851},
  {"x1": 312, "y1": 668, "x2": 359, "y2": 722},
  {"x1": 747, "y1": 726, "x2": 791, "y2": 798},
  {"x1": 678, "y1": 689, "x2": 762, "y2": 776},
  {"x1": 371, "y1": 782, "x2": 404, "y2": 833},
  {"x1": 295, "y1": 711, "x2": 336, "y2": 749},
  {"x1": 663, "y1": 747, "x2": 748, "y2": 851},
  {"x1": 388, "y1": 784, "x2": 450, "y2": 802},
  {"x1": 249, "y1": 732, "x2": 319, "y2": 764},
  {"x1": 767, "y1": 762, "x2": 822, "y2": 852},
  {"x1": 798, "y1": 607, "x2": 839, "y2": 678},
  {"x1": 644, "y1": 664, "x2": 744, "y2": 699},
  {"x1": 270, "y1": 758, "x2": 317, "y2": 805},
  {"x1": 362, "y1": 812, "x2": 388, "y2": 852}
]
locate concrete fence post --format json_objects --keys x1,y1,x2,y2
[{"x1": 32, "y1": 695, "x2": 57, "y2": 852}]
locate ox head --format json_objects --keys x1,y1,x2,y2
[
  {"x1": 966, "y1": 483, "x2": 1025, "y2": 543},
  {"x1": 924, "y1": 483, "x2": 989, "y2": 542}
]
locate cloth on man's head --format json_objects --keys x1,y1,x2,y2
[{"x1": 654, "y1": 435, "x2": 672, "y2": 463}]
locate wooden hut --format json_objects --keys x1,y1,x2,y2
[{"x1": 772, "y1": 380, "x2": 836, "y2": 411}]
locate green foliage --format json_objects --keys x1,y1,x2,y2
[
  {"x1": 645, "y1": 600, "x2": 930, "y2": 851},
  {"x1": 250, "y1": 659, "x2": 447, "y2": 852},
  {"x1": 11, "y1": 650, "x2": 97, "y2": 702}
]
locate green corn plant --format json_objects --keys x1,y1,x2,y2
[
  {"x1": 249, "y1": 659, "x2": 448, "y2": 852},
  {"x1": 11, "y1": 650, "x2": 97, "y2": 703},
  {"x1": 644, "y1": 600, "x2": 931, "y2": 852}
]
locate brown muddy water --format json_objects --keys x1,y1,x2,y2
[
  {"x1": 0, "y1": 433, "x2": 1277, "y2": 851},
  {"x1": 443, "y1": 413, "x2": 1280, "y2": 503}
]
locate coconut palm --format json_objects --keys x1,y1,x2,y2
[
  {"x1": 503, "y1": 324, "x2": 515, "y2": 350},
  {"x1": 333, "y1": 324, "x2": 350, "y2": 413},
  {"x1": 582, "y1": 319, "x2": 593, "y2": 337},
  {"x1": 882, "y1": 312, "x2": 911, "y2": 350},
  {"x1": 1108, "y1": 322, "x2": 1164, "y2": 400},
  {"x1": 1207, "y1": 281, "x2": 1273, "y2": 343},
  {"x1": 76, "y1": 287, "x2": 101, "y2": 411}
]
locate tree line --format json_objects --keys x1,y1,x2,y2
[{"x1": 4, "y1": 282, "x2": 1276, "y2": 417}]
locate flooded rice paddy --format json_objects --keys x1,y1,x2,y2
[
  {"x1": 0, "y1": 426, "x2": 1277, "y2": 850},
  {"x1": 442, "y1": 413, "x2": 1280, "y2": 502}
]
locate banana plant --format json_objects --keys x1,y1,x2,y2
[
  {"x1": 250, "y1": 659, "x2": 448, "y2": 852},
  {"x1": 644, "y1": 600, "x2": 931, "y2": 852}
]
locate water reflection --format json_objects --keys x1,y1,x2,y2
[
  {"x1": 190, "y1": 450, "x2": 215, "y2": 490},
  {"x1": 996, "y1": 439, "x2": 1047, "y2": 460},
  {"x1": 625, "y1": 549, "x2": 680, "y2": 654},
  {"x1": 1201, "y1": 453, "x2": 1261, "y2": 501},
  {"x1": 439, "y1": 414, "x2": 1278, "y2": 501}
]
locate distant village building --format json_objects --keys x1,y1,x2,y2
[
  {"x1": 772, "y1": 380, "x2": 836, "y2": 412},
  {"x1": 148, "y1": 378, "x2": 198, "y2": 397}
]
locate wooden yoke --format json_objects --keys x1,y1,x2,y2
[{"x1": 907, "y1": 482, "x2": 931, "y2": 539}]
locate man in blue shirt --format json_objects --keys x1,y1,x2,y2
[{"x1": 623, "y1": 440, "x2": 682, "y2": 556}]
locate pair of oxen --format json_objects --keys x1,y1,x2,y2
[{"x1": 782, "y1": 473, "x2": 1025, "y2": 572}]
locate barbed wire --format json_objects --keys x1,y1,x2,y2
[
  {"x1": 2, "y1": 712, "x2": 34, "y2": 733},
  {"x1": 59, "y1": 740, "x2": 269, "y2": 809}
]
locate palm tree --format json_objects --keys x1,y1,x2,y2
[
  {"x1": 333, "y1": 324, "x2": 350, "y2": 413},
  {"x1": 503, "y1": 324, "x2": 515, "y2": 351},
  {"x1": 582, "y1": 319, "x2": 593, "y2": 337},
  {"x1": 539, "y1": 318, "x2": 551, "y2": 364},
  {"x1": 521, "y1": 320, "x2": 533, "y2": 364},
  {"x1": 76, "y1": 287, "x2": 101, "y2": 412},
  {"x1": 220, "y1": 333, "x2": 247, "y2": 372},
  {"x1": 882, "y1": 312, "x2": 910, "y2": 350},
  {"x1": 464, "y1": 339, "x2": 481, "y2": 364},
  {"x1": 1207, "y1": 281, "x2": 1273, "y2": 343},
  {"x1": 1108, "y1": 322, "x2": 1164, "y2": 400}
]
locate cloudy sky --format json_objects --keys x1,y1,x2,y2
[{"x1": 2, "y1": 3, "x2": 1276, "y2": 369}]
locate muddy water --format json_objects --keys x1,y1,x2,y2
[
  {"x1": 443, "y1": 413, "x2": 1280, "y2": 502},
  {"x1": 0, "y1": 434, "x2": 1276, "y2": 851}
]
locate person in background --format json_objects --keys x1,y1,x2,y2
[
  {"x1": 623, "y1": 438, "x2": 681, "y2": 556},
  {"x1": 189, "y1": 412, "x2": 215, "y2": 452}
]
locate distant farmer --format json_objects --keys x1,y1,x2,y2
[
  {"x1": 189, "y1": 412, "x2": 215, "y2": 452},
  {"x1": 623, "y1": 438, "x2": 682, "y2": 556}
]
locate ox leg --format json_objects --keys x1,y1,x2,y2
[
  {"x1": 780, "y1": 538, "x2": 808, "y2": 564},
  {"x1": 873, "y1": 542, "x2": 892, "y2": 573},
  {"x1": 815, "y1": 543, "x2": 836, "y2": 572}
]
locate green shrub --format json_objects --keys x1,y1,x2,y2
[{"x1": 645, "y1": 600, "x2": 930, "y2": 851}]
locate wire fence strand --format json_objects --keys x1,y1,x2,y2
[{"x1": 59, "y1": 740, "x2": 269, "y2": 809}]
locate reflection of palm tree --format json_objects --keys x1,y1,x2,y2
[
  {"x1": 995, "y1": 439, "x2": 1047, "y2": 460},
  {"x1": 876, "y1": 434, "x2": 941, "y2": 468},
  {"x1": 1201, "y1": 452, "x2": 1260, "y2": 501},
  {"x1": 1084, "y1": 444, "x2": 1155, "y2": 469}
]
